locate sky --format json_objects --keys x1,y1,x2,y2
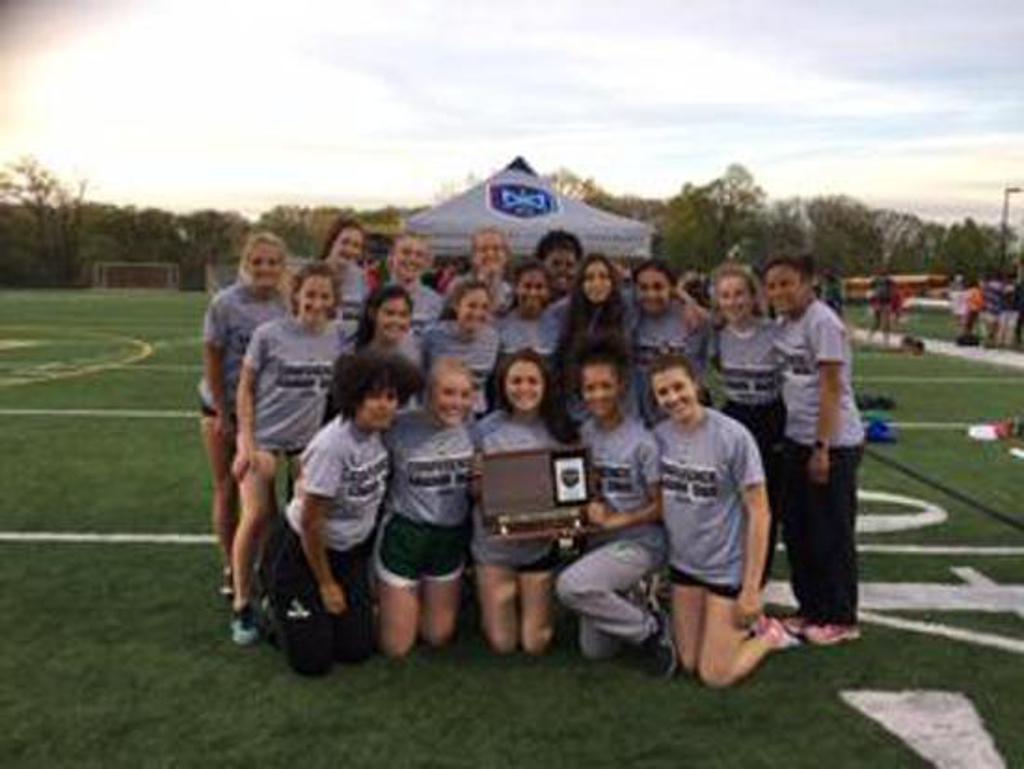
[{"x1": 1, "y1": 0, "x2": 1023, "y2": 224}]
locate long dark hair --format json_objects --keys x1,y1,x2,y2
[
  {"x1": 494, "y1": 348, "x2": 578, "y2": 444},
  {"x1": 554, "y1": 254, "x2": 630, "y2": 392},
  {"x1": 355, "y1": 284, "x2": 413, "y2": 349}
]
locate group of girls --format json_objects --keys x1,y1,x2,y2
[{"x1": 198, "y1": 217, "x2": 863, "y2": 683}]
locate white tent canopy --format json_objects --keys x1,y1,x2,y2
[{"x1": 406, "y1": 157, "x2": 654, "y2": 258}]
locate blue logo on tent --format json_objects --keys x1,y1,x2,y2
[{"x1": 488, "y1": 183, "x2": 557, "y2": 219}]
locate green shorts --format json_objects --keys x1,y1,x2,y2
[{"x1": 375, "y1": 514, "x2": 469, "y2": 588}]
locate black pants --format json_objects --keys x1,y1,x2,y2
[
  {"x1": 263, "y1": 521, "x2": 375, "y2": 676},
  {"x1": 723, "y1": 399, "x2": 786, "y2": 585},
  {"x1": 780, "y1": 440, "x2": 861, "y2": 625}
]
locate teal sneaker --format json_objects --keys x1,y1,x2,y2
[{"x1": 231, "y1": 605, "x2": 259, "y2": 646}]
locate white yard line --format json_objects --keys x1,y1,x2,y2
[
  {"x1": 858, "y1": 545, "x2": 1024, "y2": 556},
  {"x1": 856, "y1": 376, "x2": 1021, "y2": 384},
  {"x1": 852, "y1": 328, "x2": 1024, "y2": 371},
  {"x1": 841, "y1": 690, "x2": 1007, "y2": 769},
  {"x1": 858, "y1": 611, "x2": 1024, "y2": 656},
  {"x1": 0, "y1": 531, "x2": 215, "y2": 544},
  {"x1": 0, "y1": 408, "x2": 194, "y2": 419}
]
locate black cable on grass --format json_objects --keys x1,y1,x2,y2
[{"x1": 864, "y1": 447, "x2": 1024, "y2": 535}]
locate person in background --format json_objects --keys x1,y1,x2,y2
[
  {"x1": 199, "y1": 232, "x2": 289, "y2": 601},
  {"x1": 996, "y1": 271, "x2": 1018, "y2": 348},
  {"x1": 868, "y1": 266, "x2": 895, "y2": 347},
  {"x1": 981, "y1": 271, "x2": 1005, "y2": 347}
]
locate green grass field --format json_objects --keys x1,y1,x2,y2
[{"x1": 1, "y1": 290, "x2": 1022, "y2": 768}]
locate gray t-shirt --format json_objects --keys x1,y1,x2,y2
[
  {"x1": 655, "y1": 409, "x2": 765, "y2": 587},
  {"x1": 632, "y1": 306, "x2": 709, "y2": 425},
  {"x1": 398, "y1": 282, "x2": 444, "y2": 339},
  {"x1": 198, "y1": 283, "x2": 288, "y2": 413},
  {"x1": 244, "y1": 317, "x2": 343, "y2": 451},
  {"x1": 423, "y1": 321, "x2": 500, "y2": 416},
  {"x1": 713, "y1": 321, "x2": 782, "y2": 406},
  {"x1": 470, "y1": 412, "x2": 561, "y2": 568},
  {"x1": 774, "y1": 300, "x2": 864, "y2": 447},
  {"x1": 497, "y1": 313, "x2": 543, "y2": 356},
  {"x1": 285, "y1": 419, "x2": 390, "y2": 551},
  {"x1": 384, "y1": 410, "x2": 474, "y2": 527},
  {"x1": 537, "y1": 297, "x2": 569, "y2": 357},
  {"x1": 337, "y1": 260, "x2": 369, "y2": 345},
  {"x1": 580, "y1": 416, "x2": 663, "y2": 550}
]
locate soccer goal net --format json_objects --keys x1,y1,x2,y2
[{"x1": 92, "y1": 262, "x2": 181, "y2": 290}]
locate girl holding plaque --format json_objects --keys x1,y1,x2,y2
[
  {"x1": 554, "y1": 339, "x2": 677, "y2": 678},
  {"x1": 375, "y1": 358, "x2": 476, "y2": 657},
  {"x1": 471, "y1": 349, "x2": 578, "y2": 655},
  {"x1": 650, "y1": 354, "x2": 799, "y2": 688}
]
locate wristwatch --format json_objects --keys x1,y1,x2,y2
[{"x1": 813, "y1": 439, "x2": 828, "y2": 451}]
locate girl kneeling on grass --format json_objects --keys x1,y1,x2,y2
[
  {"x1": 229, "y1": 263, "x2": 344, "y2": 645},
  {"x1": 375, "y1": 358, "x2": 476, "y2": 657},
  {"x1": 554, "y1": 339, "x2": 676, "y2": 677},
  {"x1": 471, "y1": 349, "x2": 578, "y2": 654},
  {"x1": 650, "y1": 354, "x2": 798, "y2": 687},
  {"x1": 265, "y1": 351, "x2": 422, "y2": 675}
]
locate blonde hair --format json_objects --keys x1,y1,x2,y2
[
  {"x1": 237, "y1": 231, "x2": 289, "y2": 294},
  {"x1": 426, "y1": 357, "x2": 474, "y2": 411},
  {"x1": 711, "y1": 261, "x2": 766, "y2": 319},
  {"x1": 471, "y1": 226, "x2": 509, "y2": 253}
]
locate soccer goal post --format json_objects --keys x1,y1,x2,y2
[{"x1": 92, "y1": 262, "x2": 181, "y2": 290}]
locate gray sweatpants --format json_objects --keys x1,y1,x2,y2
[{"x1": 555, "y1": 537, "x2": 666, "y2": 659}]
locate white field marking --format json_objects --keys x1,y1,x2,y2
[
  {"x1": 856, "y1": 376, "x2": 1021, "y2": 384},
  {"x1": 858, "y1": 611, "x2": 1024, "y2": 656},
  {"x1": 857, "y1": 545, "x2": 1024, "y2": 556},
  {"x1": 0, "y1": 408, "x2": 194, "y2": 419},
  {"x1": 0, "y1": 362, "x2": 201, "y2": 373},
  {"x1": 0, "y1": 340, "x2": 41, "y2": 352},
  {"x1": 852, "y1": 328, "x2": 1024, "y2": 371},
  {"x1": 856, "y1": 489, "x2": 947, "y2": 533},
  {"x1": 764, "y1": 580, "x2": 1024, "y2": 614},
  {"x1": 888, "y1": 421, "x2": 970, "y2": 430},
  {"x1": 0, "y1": 532, "x2": 215, "y2": 544},
  {"x1": 841, "y1": 690, "x2": 1006, "y2": 769},
  {"x1": 952, "y1": 567, "x2": 1024, "y2": 621},
  {"x1": 0, "y1": 325, "x2": 154, "y2": 388}
]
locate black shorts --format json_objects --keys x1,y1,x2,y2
[
  {"x1": 669, "y1": 566, "x2": 741, "y2": 599},
  {"x1": 517, "y1": 545, "x2": 560, "y2": 574}
]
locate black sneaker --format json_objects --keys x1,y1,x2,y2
[{"x1": 642, "y1": 610, "x2": 678, "y2": 679}]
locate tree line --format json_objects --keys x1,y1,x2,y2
[{"x1": 0, "y1": 156, "x2": 1016, "y2": 290}]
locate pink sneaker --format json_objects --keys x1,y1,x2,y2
[
  {"x1": 804, "y1": 623, "x2": 861, "y2": 646},
  {"x1": 753, "y1": 617, "x2": 802, "y2": 650}
]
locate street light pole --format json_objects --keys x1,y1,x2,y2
[{"x1": 1001, "y1": 186, "x2": 1021, "y2": 273}]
